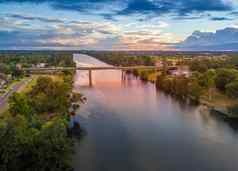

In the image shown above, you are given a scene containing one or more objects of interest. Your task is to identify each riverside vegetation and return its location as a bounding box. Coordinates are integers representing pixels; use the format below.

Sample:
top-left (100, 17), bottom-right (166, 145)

top-left (0, 72), bottom-right (82, 171)
top-left (0, 52), bottom-right (82, 171)
top-left (94, 53), bottom-right (238, 117)
top-left (149, 56), bottom-right (238, 117)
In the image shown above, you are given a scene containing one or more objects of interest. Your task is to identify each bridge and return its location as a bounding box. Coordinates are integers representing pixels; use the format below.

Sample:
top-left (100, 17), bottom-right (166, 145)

top-left (22, 66), bottom-right (171, 86)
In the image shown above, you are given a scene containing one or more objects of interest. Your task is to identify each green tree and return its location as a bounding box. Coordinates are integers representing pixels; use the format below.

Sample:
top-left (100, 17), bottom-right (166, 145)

top-left (29, 77), bottom-right (71, 114)
top-left (0, 116), bottom-right (73, 171)
top-left (215, 68), bottom-right (238, 91)
top-left (0, 63), bottom-right (10, 74)
top-left (9, 93), bottom-right (33, 119)
top-left (188, 79), bottom-right (203, 102)
top-left (226, 80), bottom-right (238, 98)
top-left (203, 69), bottom-right (216, 100)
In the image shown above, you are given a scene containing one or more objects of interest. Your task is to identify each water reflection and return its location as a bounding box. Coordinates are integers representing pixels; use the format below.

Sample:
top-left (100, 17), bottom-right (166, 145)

top-left (73, 55), bottom-right (238, 171)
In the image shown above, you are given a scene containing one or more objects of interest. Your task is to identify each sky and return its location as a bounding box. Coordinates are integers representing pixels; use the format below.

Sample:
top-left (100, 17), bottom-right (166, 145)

top-left (0, 0), bottom-right (238, 51)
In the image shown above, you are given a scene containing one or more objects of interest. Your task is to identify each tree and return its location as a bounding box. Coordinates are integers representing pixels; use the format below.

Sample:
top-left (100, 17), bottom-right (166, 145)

top-left (215, 68), bottom-right (238, 91)
top-left (188, 79), bottom-right (203, 102)
top-left (29, 76), bottom-right (71, 114)
top-left (9, 93), bottom-right (33, 119)
top-left (172, 76), bottom-right (189, 98)
top-left (0, 116), bottom-right (73, 171)
top-left (203, 69), bottom-right (216, 100)
top-left (0, 63), bottom-right (10, 74)
top-left (226, 80), bottom-right (238, 98)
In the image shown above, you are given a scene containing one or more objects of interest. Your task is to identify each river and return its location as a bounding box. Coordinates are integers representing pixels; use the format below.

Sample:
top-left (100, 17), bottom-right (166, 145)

top-left (73, 54), bottom-right (238, 171)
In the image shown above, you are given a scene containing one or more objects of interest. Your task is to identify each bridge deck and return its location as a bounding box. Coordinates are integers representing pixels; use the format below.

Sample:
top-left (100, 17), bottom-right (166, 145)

top-left (22, 66), bottom-right (163, 71)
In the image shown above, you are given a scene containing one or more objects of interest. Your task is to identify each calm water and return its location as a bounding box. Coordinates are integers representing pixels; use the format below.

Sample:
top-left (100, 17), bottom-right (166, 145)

top-left (73, 54), bottom-right (238, 171)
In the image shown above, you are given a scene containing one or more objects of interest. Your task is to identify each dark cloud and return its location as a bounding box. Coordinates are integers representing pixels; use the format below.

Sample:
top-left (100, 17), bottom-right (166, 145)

top-left (0, 30), bottom-right (46, 47)
top-left (118, 0), bottom-right (233, 16)
top-left (8, 14), bottom-right (64, 23)
top-left (210, 17), bottom-right (233, 21)
top-left (0, 0), bottom-right (235, 17)
top-left (0, 19), bottom-right (119, 49)
top-left (173, 13), bottom-right (211, 20)
top-left (230, 11), bottom-right (238, 15)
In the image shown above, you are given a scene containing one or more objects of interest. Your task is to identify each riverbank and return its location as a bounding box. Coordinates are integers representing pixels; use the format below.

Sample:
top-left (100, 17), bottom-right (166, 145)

top-left (132, 68), bottom-right (238, 118)
top-left (73, 54), bottom-right (238, 171)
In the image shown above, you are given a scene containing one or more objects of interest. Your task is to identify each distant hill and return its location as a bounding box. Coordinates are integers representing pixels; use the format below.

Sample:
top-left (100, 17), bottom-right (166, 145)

top-left (177, 27), bottom-right (238, 51)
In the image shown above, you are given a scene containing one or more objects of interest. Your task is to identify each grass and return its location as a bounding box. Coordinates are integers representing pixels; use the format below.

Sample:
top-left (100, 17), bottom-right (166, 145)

top-left (200, 89), bottom-right (238, 108)
top-left (0, 77), bottom-right (34, 115)
top-left (19, 76), bottom-right (38, 93)
top-left (0, 73), bottom-right (67, 116)
top-left (19, 74), bottom-right (64, 94)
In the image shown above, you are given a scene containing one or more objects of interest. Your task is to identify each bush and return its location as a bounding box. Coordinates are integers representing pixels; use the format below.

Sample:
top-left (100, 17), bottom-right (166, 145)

top-left (226, 80), bottom-right (238, 98)
top-left (1, 74), bottom-right (80, 171)
top-left (215, 68), bottom-right (238, 91)
top-left (0, 115), bottom-right (73, 171)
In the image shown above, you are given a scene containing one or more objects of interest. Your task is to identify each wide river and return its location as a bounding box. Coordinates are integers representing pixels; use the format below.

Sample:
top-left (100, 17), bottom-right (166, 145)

top-left (73, 54), bottom-right (238, 171)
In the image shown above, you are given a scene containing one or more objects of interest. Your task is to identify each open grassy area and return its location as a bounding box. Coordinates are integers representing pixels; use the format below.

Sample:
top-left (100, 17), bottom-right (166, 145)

top-left (200, 89), bottom-right (238, 108)
top-left (19, 74), bottom-right (64, 94)
top-left (19, 76), bottom-right (38, 93)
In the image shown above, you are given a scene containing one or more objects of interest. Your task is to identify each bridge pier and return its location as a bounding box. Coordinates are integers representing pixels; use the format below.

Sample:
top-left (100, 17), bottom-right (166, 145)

top-left (121, 70), bottom-right (127, 81)
top-left (89, 69), bottom-right (92, 87)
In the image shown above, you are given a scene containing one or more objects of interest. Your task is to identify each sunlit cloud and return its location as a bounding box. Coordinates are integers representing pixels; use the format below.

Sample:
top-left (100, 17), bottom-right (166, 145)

top-left (0, 0), bottom-right (238, 50)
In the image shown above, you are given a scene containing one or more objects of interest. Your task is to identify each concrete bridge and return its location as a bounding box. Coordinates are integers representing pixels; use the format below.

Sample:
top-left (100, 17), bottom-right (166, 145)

top-left (22, 66), bottom-right (170, 86)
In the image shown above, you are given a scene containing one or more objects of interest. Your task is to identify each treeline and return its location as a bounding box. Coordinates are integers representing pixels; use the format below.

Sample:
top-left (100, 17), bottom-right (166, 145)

top-left (131, 69), bottom-right (157, 82)
top-left (124, 54), bottom-right (238, 108)
top-left (156, 74), bottom-right (203, 103)
top-left (0, 72), bottom-right (81, 170)
top-left (0, 51), bottom-right (75, 76)
top-left (188, 56), bottom-right (238, 72)
top-left (86, 51), bottom-right (155, 66)
top-left (156, 65), bottom-right (238, 106)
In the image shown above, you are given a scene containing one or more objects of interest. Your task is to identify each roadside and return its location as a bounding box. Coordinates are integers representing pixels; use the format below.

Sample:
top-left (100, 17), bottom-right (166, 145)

top-left (0, 76), bottom-right (34, 114)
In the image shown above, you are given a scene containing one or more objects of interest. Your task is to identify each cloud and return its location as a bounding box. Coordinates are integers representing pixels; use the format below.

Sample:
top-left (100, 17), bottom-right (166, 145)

top-left (118, 0), bottom-right (234, 16)
top-left (7, 14), bottom-right (64, 23)
top-left (210, 17), bottom-right (233, 21)
top-left (0, 17), bottom-right (122, 49)
top-left (0, 15), bottom-right (177, 50)
top-left (0, 0), bottom-right (235, 18)
top-left (230, 11), bottom-right (238, 15)
top-left (0, 16), bottom-right (31, 30)
top-left (113, 29), bottom-right (180, 50)
top-left (176, 27), bottom-right (238, 51)
top-left (0, 0), bottom-right (237, 50)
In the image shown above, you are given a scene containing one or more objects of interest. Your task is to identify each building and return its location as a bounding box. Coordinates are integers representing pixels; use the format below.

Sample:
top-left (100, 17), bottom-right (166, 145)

top-left (36, 63), bottom-right (47, 68)
top-left (168, 65), bottom-right (191, 78)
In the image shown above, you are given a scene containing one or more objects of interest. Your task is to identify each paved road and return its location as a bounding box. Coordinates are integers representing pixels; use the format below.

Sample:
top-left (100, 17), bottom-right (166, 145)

top-left (0, 78), bottom-right (31, 114)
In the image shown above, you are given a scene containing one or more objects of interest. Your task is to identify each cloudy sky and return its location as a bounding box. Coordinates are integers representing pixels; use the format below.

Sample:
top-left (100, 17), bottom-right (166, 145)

top-left (0, 0), bottom-right (238, 50)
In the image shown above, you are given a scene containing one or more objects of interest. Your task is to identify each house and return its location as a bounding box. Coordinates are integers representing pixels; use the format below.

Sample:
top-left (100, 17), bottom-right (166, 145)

top-left (168, 65), bottom-right (191, 78)
top-left (16, 63), bottom-right (22, 70)
top-left (155, 61), bottom-right (163, 68)
top-left (36, 63), bottom-right (47, 68)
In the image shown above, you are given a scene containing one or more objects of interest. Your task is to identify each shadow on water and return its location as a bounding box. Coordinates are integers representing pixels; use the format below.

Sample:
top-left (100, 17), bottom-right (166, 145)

top-left (158, 89), bottom-right (238, 134)
top-left (209, 110), bottom-right (238, 132)
top-left (69, 124), bottom-right (87, 140)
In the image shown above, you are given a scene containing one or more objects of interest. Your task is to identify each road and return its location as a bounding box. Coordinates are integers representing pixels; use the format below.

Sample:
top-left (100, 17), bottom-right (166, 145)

top-left (0, 77), bottom-right (32, 114)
